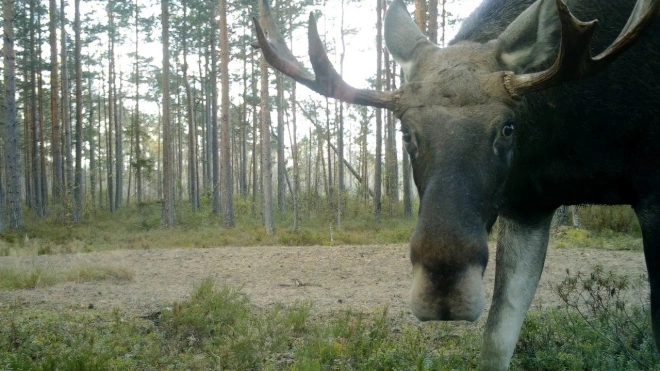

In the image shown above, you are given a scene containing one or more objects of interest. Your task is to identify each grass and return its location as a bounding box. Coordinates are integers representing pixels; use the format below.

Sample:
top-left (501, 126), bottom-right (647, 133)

top-left (1, 272), bottom-right (657, 370)
top-left (1, 201), bottom-right (645, 258)
top-left (0, 198), bottom-right (418, 257)
top-left (0, 263), bottom-right (134, 290)
top-left (552, 226), bottom-right (643, 251)
top-left (0, 278), bottom-right (481, 370)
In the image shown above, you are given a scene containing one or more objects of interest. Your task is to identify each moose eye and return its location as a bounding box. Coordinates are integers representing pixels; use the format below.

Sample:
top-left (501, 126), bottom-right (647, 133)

top-left (501, 123), bottom-right (514, 137)
top-left (402, 131), bottom-right (412, 144)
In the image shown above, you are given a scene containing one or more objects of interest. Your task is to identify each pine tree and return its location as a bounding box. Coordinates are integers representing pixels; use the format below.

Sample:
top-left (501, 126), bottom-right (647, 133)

top-left (3, 0), bottom-right (24, 229)
top-left (49, 0), bottom-right (63, 204)
top-left (374, 0), bottom-right (383, 219)
top-left (259, 0), bottom-right (274, 235)
top-left (219, 0), bottom-right (235, 227)
top-left (161, 0), bottom-right (175, 227)
top-left (73, 0), bottom-right (83, 222)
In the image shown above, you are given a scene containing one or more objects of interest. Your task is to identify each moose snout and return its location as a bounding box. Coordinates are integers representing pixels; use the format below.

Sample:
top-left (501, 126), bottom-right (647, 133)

top-left (410, 264), bottom-right (486, 322)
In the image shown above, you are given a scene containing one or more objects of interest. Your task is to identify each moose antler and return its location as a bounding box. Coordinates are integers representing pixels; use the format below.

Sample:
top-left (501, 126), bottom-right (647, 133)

top-left (252, 0), bottom-right (399, 110)
top-left (505, 0), bottom-right (659, 99)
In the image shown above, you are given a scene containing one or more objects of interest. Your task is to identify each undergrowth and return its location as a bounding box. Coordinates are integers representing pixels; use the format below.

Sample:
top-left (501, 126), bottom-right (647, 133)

top-left (0, 201), bottom-right (644, 256)
top-left (2, 270), bottom-right (657, 370)
top-left (0, 197), bottom-right (418, 257)
top-left (0, 263), bottom-right (134, 290)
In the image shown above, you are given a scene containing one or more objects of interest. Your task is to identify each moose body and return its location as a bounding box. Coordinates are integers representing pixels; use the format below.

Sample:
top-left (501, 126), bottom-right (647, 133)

top-left (448, 0), bottom-right (660, 368)
top-left (254, 0), bottom-right (660, 368)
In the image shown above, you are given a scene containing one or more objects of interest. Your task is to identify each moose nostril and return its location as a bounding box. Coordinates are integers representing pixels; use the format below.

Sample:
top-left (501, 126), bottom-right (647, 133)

top-left (410, 264), bottom-right (485, 322)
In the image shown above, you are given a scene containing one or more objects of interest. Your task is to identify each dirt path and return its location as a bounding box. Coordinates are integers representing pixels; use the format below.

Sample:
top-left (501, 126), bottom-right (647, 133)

top-left (0, 244), bottom-right (647, 321)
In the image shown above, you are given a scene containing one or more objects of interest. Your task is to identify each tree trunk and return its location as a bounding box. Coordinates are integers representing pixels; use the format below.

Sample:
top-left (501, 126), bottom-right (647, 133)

top-left (259, 0), bottom-right (274, 235)
top-left (3, 0), bottom-right (24, 229)
top-left (325, 98), bottom-right (332, 204)
top-left (62, 0), bottom-right (73, 204)
top-left (176, 75), bottom-right (182, 202)
top-left (73, 0), bottom-right (83, 222)
top-left (415, 0), bottom-right (427, 35)
top-left (402, 138), bottom-right (412, 217)
top-left (0, 144), bottom-right (4, 232)
top-left (375, 0), bottom-right (383, 219)
top-left (220, 0), bottom-right (234, 227)
top-left (251, 40), bottom-right (259, 218)
top-left (88, 76), bottom-right (96, 210)
top-left (289, 5), bottom-right (299, 231)
top-left (157, 106), bottom-right (162, 200)
top-left (240, 21), bottom-right (248, 200)
top-left (106, 4), bottom-right (115, 212)
top-left (24, 86), bottom-right (31, 211)
top-left (37, 10), bottom-right (48, 214)
top-left (49, 0), bottom-right (62, 204)
top-left (115, 71), bottom-right (124, 209)
top-left (440, 0), bottom-right (446, 46)
top-left (182, 0), bottom-right (197, 212)
top-left (211, 12), bottom-right (220, 215)
top-left (337, 0), bottom-right (347, 229)
top-left (384, 41), bottom-right (398, 208)
top-left (161, 0), bottom-right (175, 227)
top-left (571, 206), bottom-right (582, 228)
top-left (29, 0), bottom-right (44, 217)
top-left (99, 89), bottom-right (105, 208)
top-left (552, 206), bottom-right (569, 227)
top-left (277, 73), bottom-right (286, 211)
top-left (297, 103), bottom-right (373, 198)
top-left (203, 50), bottom-right (211, 198)
top-left (400, 69), bottom-right (412, 216)
top-left (428, 0), bottom-right (438, 44)
top-left (135, 0), bottom-right (143, 205)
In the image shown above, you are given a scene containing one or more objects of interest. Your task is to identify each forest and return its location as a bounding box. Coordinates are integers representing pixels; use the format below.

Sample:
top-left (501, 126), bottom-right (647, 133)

top-left (0, 0), bottom-right (657, 369)
top-left (0, 0), bottom-right (470, 233)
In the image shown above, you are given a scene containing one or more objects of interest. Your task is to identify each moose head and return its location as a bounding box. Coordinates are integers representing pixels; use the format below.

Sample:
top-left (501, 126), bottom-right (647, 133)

top-left (253, 0), bottom-right (659, 322)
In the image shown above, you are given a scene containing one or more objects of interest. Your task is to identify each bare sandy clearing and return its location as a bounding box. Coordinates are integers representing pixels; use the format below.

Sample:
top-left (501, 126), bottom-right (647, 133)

top-left (0, 244), bottom-right (647, 322)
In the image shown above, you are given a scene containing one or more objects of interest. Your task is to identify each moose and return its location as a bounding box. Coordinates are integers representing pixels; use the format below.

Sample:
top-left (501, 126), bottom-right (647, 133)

top-left (254, 0), bottom-right (660, 368)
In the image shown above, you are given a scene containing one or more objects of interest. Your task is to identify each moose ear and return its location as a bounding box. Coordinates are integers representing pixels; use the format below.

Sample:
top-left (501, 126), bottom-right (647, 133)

top-left (497, 0), bottom-right (561, 73)
top-left (385, 0), bottom-right (435, 79)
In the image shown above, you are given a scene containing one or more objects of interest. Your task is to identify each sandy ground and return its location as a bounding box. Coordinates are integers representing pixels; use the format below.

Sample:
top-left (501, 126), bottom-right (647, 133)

top-left (0, 242), bottom-right (648, 322)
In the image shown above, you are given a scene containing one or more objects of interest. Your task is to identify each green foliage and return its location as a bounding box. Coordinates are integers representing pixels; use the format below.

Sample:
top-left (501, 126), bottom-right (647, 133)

top-left (3, 274), bottom-right (659, 370)
top-left (512, 266), bottom-right (659, 370)
top-left (577, 205), bottom-right (641, 236)
top-left (0, 266), bottom-right (57, 290)
top-left (0, 263), bottom-right (133, 290)
top-left (552, 226), bottom-right (643, 251)
top-left (0, 197), bottom-right (418, 256)
top-left (0, 278), bottom-right (481, 370)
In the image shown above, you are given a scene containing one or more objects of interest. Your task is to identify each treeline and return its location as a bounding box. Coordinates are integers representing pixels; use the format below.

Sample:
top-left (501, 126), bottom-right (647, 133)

top-left (0, 0), bottom-right (459, 233)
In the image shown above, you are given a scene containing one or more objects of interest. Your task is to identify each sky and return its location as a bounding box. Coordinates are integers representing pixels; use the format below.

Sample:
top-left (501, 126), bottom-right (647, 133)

top-left (296, 0), bottom-right (483, 93)
top-left (60, 0), bottom-right (484, 161)
top-left (73, 0), bottom-right (484, 113)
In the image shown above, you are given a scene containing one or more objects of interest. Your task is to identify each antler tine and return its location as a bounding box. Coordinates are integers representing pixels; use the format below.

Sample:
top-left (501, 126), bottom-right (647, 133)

top-left (252, 0), bottom-right (315, 87)
top-left (253, 0), bottom-right (399, 110)
top-left (507, 0), bottom-right (659, 99)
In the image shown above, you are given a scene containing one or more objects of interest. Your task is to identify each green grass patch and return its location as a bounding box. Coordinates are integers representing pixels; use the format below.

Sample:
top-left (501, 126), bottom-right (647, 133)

top-left (577, 205), bottom-right (641, 236)
top-left (65, 264), bottom-right (135, 284)
top-left (552, 226), bottom-right (643, 251)
top-left (2, 274), bottom-right (657, 370)
top-left (0, 263), bottom-right (134, 290)
top-left (1, 198), bottom-right (419, 256)
top-left (0, 266), bottom-right (58, 290)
